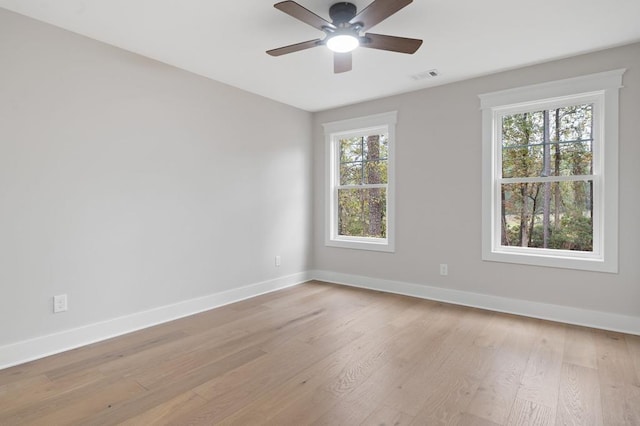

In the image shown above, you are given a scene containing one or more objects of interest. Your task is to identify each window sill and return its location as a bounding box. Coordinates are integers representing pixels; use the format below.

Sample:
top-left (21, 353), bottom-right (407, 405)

top-left (326, 237), bottom-right (395, 253)
top-left (482, 248), bottom-right (617, 273)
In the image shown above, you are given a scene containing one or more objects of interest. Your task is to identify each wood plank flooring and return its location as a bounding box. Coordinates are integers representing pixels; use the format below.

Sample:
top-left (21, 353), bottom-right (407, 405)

top-left (1, 281), bottom-right (639, 425)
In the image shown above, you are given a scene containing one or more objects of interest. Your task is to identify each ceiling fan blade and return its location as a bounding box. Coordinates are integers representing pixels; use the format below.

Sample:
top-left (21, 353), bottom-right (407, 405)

top-left (274, 1), bottom-right (335, 32)
top-left (334, 52), bottom-right (352, 73)
top-left (267, 39), bottom-right (322, 56)
top-left (360, 33), bottom-right (422, 54)
top-left (350, 0), bottom-right (412, 32)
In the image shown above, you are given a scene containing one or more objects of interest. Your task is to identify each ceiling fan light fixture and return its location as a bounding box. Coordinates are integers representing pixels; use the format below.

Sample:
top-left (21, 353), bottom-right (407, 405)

top-left (326, 34), bottom-right (359, 53)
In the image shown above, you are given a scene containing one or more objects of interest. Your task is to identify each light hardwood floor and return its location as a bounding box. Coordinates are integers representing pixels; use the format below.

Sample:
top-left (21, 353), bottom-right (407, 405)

top-left (1, 281), bottom-right (639, 425)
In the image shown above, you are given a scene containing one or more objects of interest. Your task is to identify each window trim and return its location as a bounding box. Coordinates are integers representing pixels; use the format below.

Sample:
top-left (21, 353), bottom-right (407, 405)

top-left (479, 69), bottom-right (624, 273)
top-left (323, 111), bottom-right (397, 252)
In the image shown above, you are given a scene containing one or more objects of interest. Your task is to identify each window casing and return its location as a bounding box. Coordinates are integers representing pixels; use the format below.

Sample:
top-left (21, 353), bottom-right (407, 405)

top-left (323, 112), bottom-right (396, 252)
top-left (480, 70), bottom-right (624, 272)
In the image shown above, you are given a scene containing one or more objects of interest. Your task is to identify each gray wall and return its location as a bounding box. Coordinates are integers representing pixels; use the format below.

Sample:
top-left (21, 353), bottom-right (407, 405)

top-left (0, 9), bottom-right (313, 346)
top-left (313, 43), bottom-right (640, 318)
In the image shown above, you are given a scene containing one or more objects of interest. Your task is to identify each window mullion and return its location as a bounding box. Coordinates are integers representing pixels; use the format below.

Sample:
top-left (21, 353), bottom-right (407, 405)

top-left (499, 174), bottom-right (594, 184)
top-left (337, 183), bottom-right (387, 190)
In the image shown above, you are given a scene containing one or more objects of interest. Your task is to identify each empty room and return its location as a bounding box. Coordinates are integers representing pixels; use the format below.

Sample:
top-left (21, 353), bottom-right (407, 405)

top-left (1, 0), bottom-right (639, 424)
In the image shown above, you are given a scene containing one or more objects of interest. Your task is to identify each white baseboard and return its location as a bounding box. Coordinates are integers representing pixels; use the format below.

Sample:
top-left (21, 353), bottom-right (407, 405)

top-left (311, 270), bottom-right (640, 336)
top-left (0, 272), bottom-right (310, 370)
top-left (3, 269), bottom-right (638, 370)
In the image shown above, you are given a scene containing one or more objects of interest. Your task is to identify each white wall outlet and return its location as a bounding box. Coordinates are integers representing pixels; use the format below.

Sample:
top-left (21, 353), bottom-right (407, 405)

top-left (53, 294), bottom-right (68, 313)
top-left (439, 264), bottom-right (448, 276)
top-left (275, 255), bottom-right (281, 267)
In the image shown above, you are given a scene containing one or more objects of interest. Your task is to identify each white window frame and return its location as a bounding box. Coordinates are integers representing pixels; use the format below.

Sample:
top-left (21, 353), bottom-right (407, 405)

top-left (323, 111), bottom-right (396, 252)
top-left (479, 69), bottom-right (624, 273)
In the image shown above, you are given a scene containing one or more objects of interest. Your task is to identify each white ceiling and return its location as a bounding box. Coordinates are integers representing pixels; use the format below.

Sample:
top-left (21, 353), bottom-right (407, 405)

top-left (1, 0), bottom-right (639, 111)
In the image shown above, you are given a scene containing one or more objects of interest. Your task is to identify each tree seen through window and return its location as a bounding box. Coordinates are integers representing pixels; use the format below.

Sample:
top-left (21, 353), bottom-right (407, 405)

top-left (500, 104), bottom-right (593, 251)
top-left (337, 134), bottom-right (388, 238)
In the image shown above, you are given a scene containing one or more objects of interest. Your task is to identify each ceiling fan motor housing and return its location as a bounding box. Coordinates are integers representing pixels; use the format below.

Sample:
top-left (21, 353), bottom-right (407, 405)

top-left (329, 2), bottom-right (357, 24)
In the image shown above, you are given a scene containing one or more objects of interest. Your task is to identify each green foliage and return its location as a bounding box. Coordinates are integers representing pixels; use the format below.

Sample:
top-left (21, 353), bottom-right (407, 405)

top-left (506, 213), bottom-right (592, 252)
top-left (549, 215), bottom-right (593, 251)
top-left (338, 188), bottom-right (387, 238)
top-left (337, 134), bottom-right (388, 238)
top-left (500, 104), bottom-right (594, 251)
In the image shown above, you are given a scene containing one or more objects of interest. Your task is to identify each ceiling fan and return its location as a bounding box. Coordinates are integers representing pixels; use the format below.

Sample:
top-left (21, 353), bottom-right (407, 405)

top-left (267, 0), bottom-right (423, 73)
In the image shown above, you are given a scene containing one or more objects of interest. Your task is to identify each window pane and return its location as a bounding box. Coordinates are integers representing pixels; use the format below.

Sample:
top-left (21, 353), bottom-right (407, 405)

top-left (363, 134), bottom-right (388, 160)
top-left (502, 104), bottom-right (593, 178)
top-left (338, 188), bottom-right (387, 238)
top-left (555, 140), bottom-right (592, 176)
top-left (340, 161), bottom-right (362, 185)
top-left (502, 143), bottom-right (543, 178)
top-left (501, 180), bottom-right (593, 251)
top-left (339, 134), bottom-right (388, 186)
top-left (364, 160), bottom-right (387, 184)
top-left (553, 104), bottom-right (593, 143)
top-left (340, 137), bottom-right (362, 163)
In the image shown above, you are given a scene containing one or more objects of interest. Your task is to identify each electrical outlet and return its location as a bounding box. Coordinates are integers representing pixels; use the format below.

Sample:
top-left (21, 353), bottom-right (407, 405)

top-left (53, 294), bottom-right (68, 313)
top-left (275, 255), bottom-right (281, 267)
top-left (439, 264), bottom-right (448, 276)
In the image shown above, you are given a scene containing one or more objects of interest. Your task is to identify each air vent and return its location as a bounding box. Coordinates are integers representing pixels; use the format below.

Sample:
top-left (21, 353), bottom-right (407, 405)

top-left (410, 69), bottom-right (439, 81)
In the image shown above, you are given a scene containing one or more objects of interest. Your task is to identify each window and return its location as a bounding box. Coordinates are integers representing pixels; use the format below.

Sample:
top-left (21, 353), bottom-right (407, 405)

top-left (480, 70), bottom-right (624, 272)
top-left (323, 111), bottom-right (396, 252)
